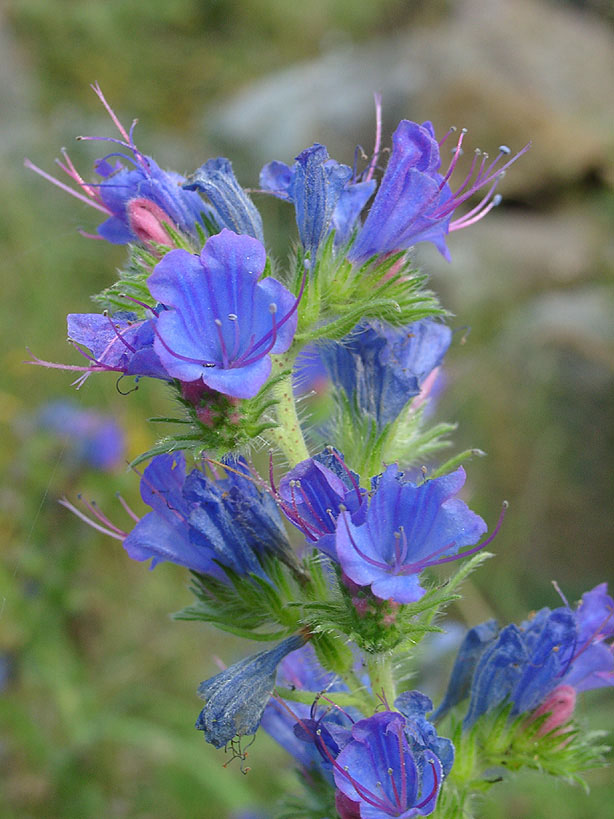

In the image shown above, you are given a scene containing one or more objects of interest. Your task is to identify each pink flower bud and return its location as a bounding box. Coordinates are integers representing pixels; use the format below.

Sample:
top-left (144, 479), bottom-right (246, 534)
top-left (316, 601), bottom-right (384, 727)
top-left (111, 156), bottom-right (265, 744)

top-left (527, 684), bottom-right (576, 738)
top-left (127, 198), bottom-right (174, 247)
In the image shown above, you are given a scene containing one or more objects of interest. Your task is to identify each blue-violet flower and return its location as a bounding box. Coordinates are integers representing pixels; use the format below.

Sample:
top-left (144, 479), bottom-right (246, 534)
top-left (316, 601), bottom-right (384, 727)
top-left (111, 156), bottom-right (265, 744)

top-left (148, 229), bottom-right (299, 398)
top-left (336, 466), bottom-right (487, 604)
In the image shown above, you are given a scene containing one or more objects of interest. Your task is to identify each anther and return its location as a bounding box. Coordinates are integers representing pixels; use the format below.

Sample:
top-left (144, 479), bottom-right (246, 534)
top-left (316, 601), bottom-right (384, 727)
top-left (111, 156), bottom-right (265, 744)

top-left (228, 313), bottom-right (237, 321)
top-left (499, 145), bottom-right (511, 154)
top-left (269, 303), bottom-right (277, 314)
top-left (214, 318), bottom-right (222, 326)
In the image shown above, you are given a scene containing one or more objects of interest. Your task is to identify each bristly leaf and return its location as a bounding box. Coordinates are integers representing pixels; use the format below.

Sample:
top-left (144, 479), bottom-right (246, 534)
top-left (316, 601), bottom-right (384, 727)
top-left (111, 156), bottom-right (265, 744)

top-left (296, 244), bottom-right (445, 344)
top-left (130, 369), bottom-right (292, 467)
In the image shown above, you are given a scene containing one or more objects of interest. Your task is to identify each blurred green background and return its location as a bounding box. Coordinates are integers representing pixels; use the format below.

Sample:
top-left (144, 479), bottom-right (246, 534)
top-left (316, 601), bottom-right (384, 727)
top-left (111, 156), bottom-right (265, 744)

top-left (1, 0), bottom-right (612, 816)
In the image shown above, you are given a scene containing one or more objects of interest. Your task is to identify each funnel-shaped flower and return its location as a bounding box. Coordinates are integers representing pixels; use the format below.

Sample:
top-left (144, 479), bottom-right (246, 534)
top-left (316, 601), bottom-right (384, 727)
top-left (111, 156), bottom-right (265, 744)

top-left (277, 448), bottom-right (365, 557)
top-left (319, 319), bottom-right (452, 429)
top-left (148, 229), bottom-right (298, 398)
top-left (185, 157), bottom-right (264, 242)
top-left (196, 634), bottom-right (306, 748)
top-left (122, 453), bottom-right (223, 577)
top-left (434, 584), bottom-right (614, 727)
top-left (349, 119), bottom-right (528, 262)
top-left (336, 466), bottom-right (487, 604)
top-left (25, 84), bottom-right (208, 245)
top-left (260, 147), bottom-right (375, 259)
top-left (333, 698), bottom-right (451, 818)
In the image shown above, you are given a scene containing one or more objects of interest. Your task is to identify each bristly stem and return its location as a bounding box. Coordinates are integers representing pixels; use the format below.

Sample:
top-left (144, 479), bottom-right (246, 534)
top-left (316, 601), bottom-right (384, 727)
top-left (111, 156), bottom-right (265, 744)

top-left (269, 351), bottom-right (310, 467)
top-left (366, 653), bottom-right (397, 710)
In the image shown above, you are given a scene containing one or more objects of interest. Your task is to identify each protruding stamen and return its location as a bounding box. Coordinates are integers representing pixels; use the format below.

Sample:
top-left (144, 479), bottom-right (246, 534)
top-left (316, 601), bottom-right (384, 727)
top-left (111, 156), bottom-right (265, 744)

top-left (365, 92), bottom-right (383, 183)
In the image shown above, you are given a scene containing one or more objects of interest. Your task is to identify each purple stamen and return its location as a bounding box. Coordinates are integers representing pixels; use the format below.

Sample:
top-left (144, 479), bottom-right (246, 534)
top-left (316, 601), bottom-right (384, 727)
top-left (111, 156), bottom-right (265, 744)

top-left (414, 760), bottom-right (439, 810)
top-left (327, 446), bottom-right (364, 508)
top-left (437, 125), bottom-right (457, 147)
top-left (342, 510), bottom-right (392, 572)
top-left (152, 326), bottom-right (217, 368)
top-left (421, 500), bottom-right (508, 569)
top-left (237, 304), bottom-right (279, 368)
top-left (104, 311), bottom-right (137, 353)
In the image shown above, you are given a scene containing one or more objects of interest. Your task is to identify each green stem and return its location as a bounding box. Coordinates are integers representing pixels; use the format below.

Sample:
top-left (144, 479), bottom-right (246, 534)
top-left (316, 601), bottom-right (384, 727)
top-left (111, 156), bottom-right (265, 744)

top-left (269, 351), bottom-right (309, 467)
top-left (275, 686), bottom-right (365, 711)
top-left (366, 653), bottom-right (397, 709)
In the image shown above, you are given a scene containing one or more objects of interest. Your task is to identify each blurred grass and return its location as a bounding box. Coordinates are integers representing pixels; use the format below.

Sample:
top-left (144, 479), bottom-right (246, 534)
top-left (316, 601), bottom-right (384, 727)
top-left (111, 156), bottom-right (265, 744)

top-left (1, 0), bottom-right (612, 816)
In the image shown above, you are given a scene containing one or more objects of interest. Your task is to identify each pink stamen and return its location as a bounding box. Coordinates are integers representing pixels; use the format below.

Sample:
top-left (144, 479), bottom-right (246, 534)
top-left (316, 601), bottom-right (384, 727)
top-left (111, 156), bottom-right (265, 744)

top-left (438, 128), bottom-right (467, 190)
top-left (364, 92), bottom-right (382, 184)
top-left (24, 159), bottom-right (111, 215)
top-left (90, 81), bottom-right (131, 143)
top-left (59, 498), bottom-right (126, 540)
top-left (116, 493), bottom-right (141, 523)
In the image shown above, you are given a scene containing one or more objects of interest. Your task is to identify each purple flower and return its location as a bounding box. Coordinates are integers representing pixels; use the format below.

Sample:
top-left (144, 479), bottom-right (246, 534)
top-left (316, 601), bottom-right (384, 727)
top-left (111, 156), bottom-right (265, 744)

top-left (333, 696), bottom-right (452, 818)
top-left (25, 84), bottom-right (208, 245)
top-left (277, 448), bottom-right (365, 558)
top-left (66, 452), bottom-right (294, 580)
top-left (28, 309), bottom-right (170, 388)
top-left (196, 634), bottom-right (306, 748)
top-left (336, 466), bottom-right (487, 604)
top-left (260, 147), bottom-right (375, 259)
top-left (562, 584), bottom-right (614, 692)
top-left (147, 229), bottom-right (299, 398)
top-left (123, 452), bottom-right (224, 576)
top-left (434, 584), bottom-right (614, 728)
top-left (38, 400), bottom-right (124, 471)
top-left (348, 120), bottom-right (528, 262)
top-left (318, 319), bottom-right (452, 429)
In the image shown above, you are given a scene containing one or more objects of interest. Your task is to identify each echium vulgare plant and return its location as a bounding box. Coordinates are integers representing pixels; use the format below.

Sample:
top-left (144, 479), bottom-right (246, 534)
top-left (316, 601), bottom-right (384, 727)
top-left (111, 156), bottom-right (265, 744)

top-left (27, 84), bottom-right (612, 818)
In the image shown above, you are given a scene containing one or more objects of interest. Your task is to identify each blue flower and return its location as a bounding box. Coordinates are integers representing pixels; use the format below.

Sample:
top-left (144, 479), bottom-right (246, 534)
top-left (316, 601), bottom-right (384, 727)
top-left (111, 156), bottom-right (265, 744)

top-left (277, 448), bottom-right (365, 557)
top-left (196, 634), bottom-right (306, 748)
top-left (565, 583), bottom-right (614, 692)
top-left (94, 156), bottom-right (208, 245)
top-left (260, 147), bottom-right (375, 260)
top-left (434, 584), bottom-right (614, 728)
top-left (25, 84), bottom-right (208, 246)
top-left (333, 696), bottom-right (452, 818)
top-left (122, 453), bottom-right (294, 579)
top-left (148, 229), bottom-right (298, 398)
top-left (123, 453), bottom-right (224, 577)
top-left (318, 319), bottom-right (452, 429)
top-left (348, 120), bottom-right (528, 262)
top-left (65, 310), bottom-right (170, 385)
top-left (184, 157), bottom-right (264, 242)
top-left (336, 466), bottom-right (487, 604)
top-left (184, 457), bottom-right (296, 578)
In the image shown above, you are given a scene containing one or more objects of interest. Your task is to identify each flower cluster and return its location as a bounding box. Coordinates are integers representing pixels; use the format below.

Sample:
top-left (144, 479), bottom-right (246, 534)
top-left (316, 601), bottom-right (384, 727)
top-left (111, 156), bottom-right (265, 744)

top-left (29, 86), bottom-right (611, 819)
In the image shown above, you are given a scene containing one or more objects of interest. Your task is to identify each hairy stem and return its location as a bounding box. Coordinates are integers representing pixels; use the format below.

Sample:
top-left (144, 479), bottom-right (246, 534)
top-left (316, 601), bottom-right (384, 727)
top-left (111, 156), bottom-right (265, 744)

top-left (366, 653), bottom-right (397, 709)
top-left (269, 351), bottom-right (309, 466)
